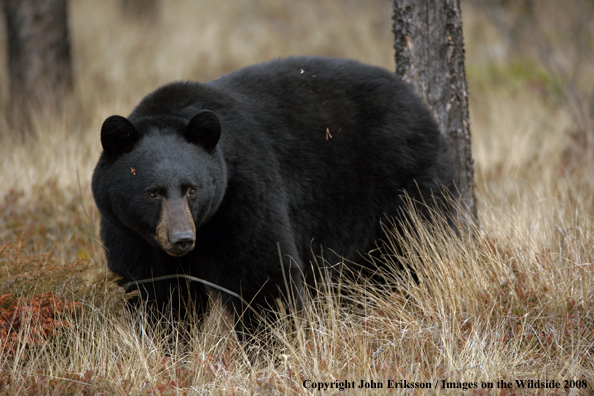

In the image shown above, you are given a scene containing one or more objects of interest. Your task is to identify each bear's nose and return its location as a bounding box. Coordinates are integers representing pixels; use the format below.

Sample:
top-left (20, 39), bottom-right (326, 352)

top-left (170, 231), bottom-right (196, 252)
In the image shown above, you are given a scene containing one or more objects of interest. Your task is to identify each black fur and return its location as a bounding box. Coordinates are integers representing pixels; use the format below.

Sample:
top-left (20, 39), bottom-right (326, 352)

top-left (92, 56), bottom-right (456, 333)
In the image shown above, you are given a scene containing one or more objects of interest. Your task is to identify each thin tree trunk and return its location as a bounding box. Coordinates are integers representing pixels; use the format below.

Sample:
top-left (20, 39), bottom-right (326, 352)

top-left (120, 0), bottom-right (159, 22)
top-left (2, 0), bottom-right (73, 136)
top-left (393, 0), bottom-right (477, 221)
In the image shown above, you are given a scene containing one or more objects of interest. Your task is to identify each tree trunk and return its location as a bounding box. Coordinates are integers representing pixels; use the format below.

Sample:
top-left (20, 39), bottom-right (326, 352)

top-left (120, 0), bottom-right (159, 22)
top-left (2, 0), bottom-right (73, 136)
top-left (392, 0), bottom-right (477, 221)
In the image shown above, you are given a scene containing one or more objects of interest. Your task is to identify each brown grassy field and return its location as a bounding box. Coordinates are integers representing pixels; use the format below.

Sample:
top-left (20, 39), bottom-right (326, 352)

top-left (1, 0), bottom-right (594, 394)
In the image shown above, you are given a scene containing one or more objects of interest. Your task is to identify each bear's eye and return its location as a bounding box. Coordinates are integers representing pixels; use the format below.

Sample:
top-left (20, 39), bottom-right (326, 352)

top-left (149, 192), bottom-right (159, 199)
top-left (188, 188), bottom-right (197, 197)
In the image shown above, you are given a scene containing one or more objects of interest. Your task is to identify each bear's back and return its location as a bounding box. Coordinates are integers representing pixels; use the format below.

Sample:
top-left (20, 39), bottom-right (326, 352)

top-left (208, 57), bottom-right (452, 265)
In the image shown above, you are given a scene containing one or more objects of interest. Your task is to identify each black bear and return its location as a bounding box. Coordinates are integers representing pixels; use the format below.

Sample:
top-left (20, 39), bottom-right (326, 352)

top-left (92, 56), bottom-right (456, 332)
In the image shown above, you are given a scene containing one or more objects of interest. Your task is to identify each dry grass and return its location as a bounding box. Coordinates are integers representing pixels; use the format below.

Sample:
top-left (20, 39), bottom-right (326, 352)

top-left (1, 0), bottom-right (594, 394)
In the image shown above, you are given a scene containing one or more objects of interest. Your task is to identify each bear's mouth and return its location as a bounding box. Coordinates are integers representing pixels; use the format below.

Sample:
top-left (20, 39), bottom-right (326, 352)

top-left (163, 243), bottom-right (195, 257)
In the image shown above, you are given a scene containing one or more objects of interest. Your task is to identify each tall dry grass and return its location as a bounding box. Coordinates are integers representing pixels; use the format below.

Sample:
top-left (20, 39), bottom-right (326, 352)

top-left (1, 0), bottom-right (594, 394)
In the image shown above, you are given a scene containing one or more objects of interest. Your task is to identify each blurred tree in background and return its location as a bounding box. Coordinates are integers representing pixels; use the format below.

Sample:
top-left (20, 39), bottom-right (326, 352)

top-left (393, 0), bottom-right (477, 221)
top-left (120, 0), bottom-right (159, 22)
top-left (1, 0), bottom-right (73, 138)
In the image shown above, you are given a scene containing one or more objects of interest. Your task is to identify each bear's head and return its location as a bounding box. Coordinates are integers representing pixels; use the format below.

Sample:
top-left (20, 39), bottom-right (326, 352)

top-left (92, 111), bottom-right (227, 257)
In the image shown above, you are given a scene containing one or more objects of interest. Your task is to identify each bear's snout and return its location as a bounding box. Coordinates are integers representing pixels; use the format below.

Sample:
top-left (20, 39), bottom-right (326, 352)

top-left (155, 197), bottom-right (197, 257)
top-left (170, 231), bottom-right (196, 253)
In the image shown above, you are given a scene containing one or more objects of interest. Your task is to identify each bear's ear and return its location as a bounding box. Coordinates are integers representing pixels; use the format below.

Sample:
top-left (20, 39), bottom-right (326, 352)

top-left (185, 111), bottom-right (221, 150)
top-left (100, 115), bottom-right (139, 156)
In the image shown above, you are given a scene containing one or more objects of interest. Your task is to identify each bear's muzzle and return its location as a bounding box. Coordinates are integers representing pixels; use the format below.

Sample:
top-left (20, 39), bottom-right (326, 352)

top-left (156, 197), bottom-right (196, 257)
